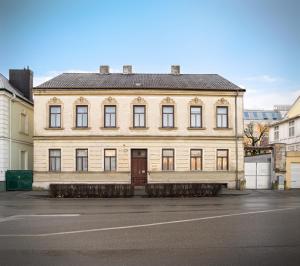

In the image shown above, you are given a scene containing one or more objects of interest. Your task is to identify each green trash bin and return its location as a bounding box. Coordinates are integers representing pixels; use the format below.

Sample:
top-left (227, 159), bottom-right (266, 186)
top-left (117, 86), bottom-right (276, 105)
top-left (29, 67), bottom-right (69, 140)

top-left (5, 170), bottom-right (33, 191)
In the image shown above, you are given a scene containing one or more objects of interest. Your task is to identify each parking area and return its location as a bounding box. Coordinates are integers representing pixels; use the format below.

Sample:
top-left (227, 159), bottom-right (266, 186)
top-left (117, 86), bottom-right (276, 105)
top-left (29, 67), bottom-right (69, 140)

top-left (0, 190), bottom-right (300, 265)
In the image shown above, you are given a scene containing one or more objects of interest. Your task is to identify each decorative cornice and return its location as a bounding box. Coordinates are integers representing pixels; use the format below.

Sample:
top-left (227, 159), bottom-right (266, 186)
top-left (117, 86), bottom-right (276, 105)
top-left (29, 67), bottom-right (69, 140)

top-left (48, 96), bottom-right (63, 105)
top-left (161, 96), bottom-right (175, 104)
top-left (74, 96), bottom-right (89, 105)
top-left (103, 96), bottom-right (117, 105)
top-left (216, 97), bottom-right (229, 105)
top-left (131, 96), bottom-right (147, 105)
top-left (189, 97), bottom-right (203, 105)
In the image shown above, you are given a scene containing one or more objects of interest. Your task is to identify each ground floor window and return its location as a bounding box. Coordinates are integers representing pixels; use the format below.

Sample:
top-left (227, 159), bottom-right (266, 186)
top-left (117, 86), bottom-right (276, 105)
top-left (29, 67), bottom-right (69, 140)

top-left (104, 149), bottom-right (117, 171)
top-left (217, 149), bottom-right (228, 170)
top-left (49, 149), bottom-right (61, 172)
top-left (190, 149), bottom-right (202, 171)
top-left (76, 149), bottom-right (88, 171)
top-left (162, 149), bottom-right (174, 171)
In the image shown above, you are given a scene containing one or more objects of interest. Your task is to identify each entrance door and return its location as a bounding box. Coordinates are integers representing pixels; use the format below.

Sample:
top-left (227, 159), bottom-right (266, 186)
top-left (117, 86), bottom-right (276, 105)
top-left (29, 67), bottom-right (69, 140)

top-left (291, 163), bottom-right (300, 188)
top-left (131, 149), bottom-right (147, 186)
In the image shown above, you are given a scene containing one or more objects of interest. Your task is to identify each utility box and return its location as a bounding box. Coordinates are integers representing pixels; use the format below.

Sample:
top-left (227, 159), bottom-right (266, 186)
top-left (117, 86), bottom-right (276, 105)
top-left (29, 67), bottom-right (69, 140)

top-left (5, 170), bottom-right (33, 191)
top-left (277, 175), bottom-right (285, 190)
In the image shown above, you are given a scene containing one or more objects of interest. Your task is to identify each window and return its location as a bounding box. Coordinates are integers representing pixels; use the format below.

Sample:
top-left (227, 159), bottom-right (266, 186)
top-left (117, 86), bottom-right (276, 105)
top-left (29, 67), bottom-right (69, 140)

top-left (49, 106), bottom-right (61, 128)
top-left (49, 149), bottom-right (61, 172)
top-left (190, 149), bottom-right (202, 171)
top-left (76, 105), bottom-right (88, 128)
top-left (76, 149), bottom-right (88, 171)
top-left (217, 149), bottom-right (228, 170)
top-left (216, 107), bottom-right (228, 128)
top-left (133, 105), bottom-right (146, 128)
top-left (104, 105), bottom-right (116, 128)
top-left (104, 149), bottom-right (116, 171)
top-left (162, 106), bottom-right (174, 128)
top-left (162, 149), bottom-right (174, 171)
top-left (20, 151), bottom-right (28, 170)
top-left (20, 113), bottom-right (28, 134)
top-left (289, 121), bottom-right (295, 137)
top-left (274, 126), bottom-right (279, 141)
top-left (190, 106), bottom-right (202, 128)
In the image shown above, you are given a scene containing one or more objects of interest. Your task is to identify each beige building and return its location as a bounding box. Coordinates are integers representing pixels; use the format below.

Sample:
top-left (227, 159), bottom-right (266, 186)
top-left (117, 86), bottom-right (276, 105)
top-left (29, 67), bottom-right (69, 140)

top-left (0, 69), bottom-right (34, 191)
top-left (33, 65), bottom-right (245, 190)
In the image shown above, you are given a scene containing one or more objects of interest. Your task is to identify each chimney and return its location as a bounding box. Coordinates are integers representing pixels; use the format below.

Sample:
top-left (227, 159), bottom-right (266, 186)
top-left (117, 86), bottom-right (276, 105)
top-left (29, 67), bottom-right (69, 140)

top-left (99, 65), bottom-right (109, 74)
top-left (171, 65), bottom-right (180, 75)
top-left (123, 65), bottom-right (132, 74)
top-left (9, 68), bottom-right (33, 101)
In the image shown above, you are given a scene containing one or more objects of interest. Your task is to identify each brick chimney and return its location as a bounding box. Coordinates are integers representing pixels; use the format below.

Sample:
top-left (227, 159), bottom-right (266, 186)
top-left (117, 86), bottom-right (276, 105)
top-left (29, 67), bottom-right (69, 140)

top-left (99, 65), bottom-right (110, 74)
top-left (171, 65), bottom-right (180, 75)
top-left (123, 65), bottom-right (132, 74)
top-left (9, 67), bottom-right (33, 101)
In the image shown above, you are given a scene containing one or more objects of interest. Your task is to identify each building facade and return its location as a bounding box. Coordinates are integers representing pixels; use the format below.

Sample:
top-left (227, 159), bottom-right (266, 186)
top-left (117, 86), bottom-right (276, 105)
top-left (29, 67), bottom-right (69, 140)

top-left (0, 69), bottom-right (34, 191)
top-left (269, 97), bottom-right (300, 188)
top-left (33, 65), bottom-right (245, 190)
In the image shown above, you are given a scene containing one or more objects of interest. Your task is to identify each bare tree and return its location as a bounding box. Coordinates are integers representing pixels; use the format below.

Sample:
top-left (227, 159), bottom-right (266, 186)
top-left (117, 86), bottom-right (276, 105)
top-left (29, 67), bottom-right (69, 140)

top-left (244, 122), bottom-right (268, 155)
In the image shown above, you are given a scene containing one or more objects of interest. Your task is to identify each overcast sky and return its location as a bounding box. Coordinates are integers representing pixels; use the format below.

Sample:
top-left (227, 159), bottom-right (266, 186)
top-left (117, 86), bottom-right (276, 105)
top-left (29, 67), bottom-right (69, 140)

top-left (1, 0), bottom-right (299, 109)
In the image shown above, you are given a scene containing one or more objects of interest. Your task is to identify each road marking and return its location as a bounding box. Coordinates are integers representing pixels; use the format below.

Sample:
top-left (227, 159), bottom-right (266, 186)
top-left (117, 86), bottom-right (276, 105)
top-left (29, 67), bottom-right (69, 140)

top-left (0, 214), bottom-right (80, 223)
top-left (0, 207), bottom-right (297, 237)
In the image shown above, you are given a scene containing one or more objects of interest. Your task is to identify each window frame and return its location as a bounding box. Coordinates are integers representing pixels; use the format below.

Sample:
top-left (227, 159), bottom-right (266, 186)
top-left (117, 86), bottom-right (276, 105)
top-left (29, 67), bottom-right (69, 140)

top-left (76, 149), bottom-right (88, 172)
top-left (104, 105), bottom-right (117, 128)
top-left (216, 106), bottom-right (229, 128)
top-left (289, 121), bottom-right (295, 137)
top-left (162, 105), bottom-right (174, 128)
top-left (76, 105), bottom-right (88, 128)
top-left (190, 149), bottom-right (203, 171)
top-left (190, 106), bottom-right (202, 128)
top-left (162, 149), bottom-right (175, 171)
top-left (49, 105), bottom-right (61, 128)
top-left (49, 149), bottom-right (61, 172)
top-left (133, 105), bottom-right (146, 128)
top-left (274, 126), bottom-right (279, 141)
top-left (216, 149), bottom-right (229, 171)
top-left (104, 149), bottom-right (117, 172)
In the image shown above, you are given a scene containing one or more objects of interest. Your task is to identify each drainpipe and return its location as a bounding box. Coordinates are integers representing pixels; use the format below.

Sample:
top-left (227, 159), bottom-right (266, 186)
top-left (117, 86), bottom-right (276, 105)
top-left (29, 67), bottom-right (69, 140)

top-left (9, 93), bottom-right (16, 169)
top-left (235, 91), bottom-right (239, 189)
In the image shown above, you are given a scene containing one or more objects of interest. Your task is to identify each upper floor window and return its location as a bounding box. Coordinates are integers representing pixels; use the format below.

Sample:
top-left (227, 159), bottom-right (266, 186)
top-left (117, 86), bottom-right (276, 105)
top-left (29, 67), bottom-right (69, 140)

top-left (76, 105), bottom-right (88, 128)
top-left (104, 149), bottom-right (117, 171)
top-left (289, 121), bottom-right (295, 137)
top-left (49, 106), bottom-right (61, 128)
top-left (20, 112), bottom-right (29, 134)
top-left (104, 105), bottom-right (116, 128)
top-left (162, 149), bottom-right (174, 171)
top-left (217, 149), bottom-right (228, 170)
top-left (190, 149), bottom-right (202, 171)
top-left (190, 106), bottom-right (202, 128)
top-left (274, 126), bottom-right (279, 141)
top-left (49, 149), bottom-right (61, 172)
top-left (216, 107), bottom-right (228, 128)
top-left (162, 106), bottom-right (174, 128)
top-left (76, 149), bottom-right (88, 171)
top-left (133, 105), bottom-right (146, 128)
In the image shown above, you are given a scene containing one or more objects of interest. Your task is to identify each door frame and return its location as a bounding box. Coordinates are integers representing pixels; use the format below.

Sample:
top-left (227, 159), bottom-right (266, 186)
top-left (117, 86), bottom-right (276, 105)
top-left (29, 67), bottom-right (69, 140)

top-left (130, 149), bottom-right (148, 185)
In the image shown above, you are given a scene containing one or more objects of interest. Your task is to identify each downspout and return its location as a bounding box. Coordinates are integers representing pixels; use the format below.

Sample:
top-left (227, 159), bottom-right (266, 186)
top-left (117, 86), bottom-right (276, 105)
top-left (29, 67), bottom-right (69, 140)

top-left (235, 91), bottom-right (239, 189)
top-left (9, 93), bottom-right (16, 169)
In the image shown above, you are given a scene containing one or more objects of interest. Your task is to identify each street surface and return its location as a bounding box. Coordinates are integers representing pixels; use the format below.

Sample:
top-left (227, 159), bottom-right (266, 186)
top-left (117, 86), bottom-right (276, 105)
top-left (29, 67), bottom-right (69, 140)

top-left (0, 190), bottom-right (300, 266)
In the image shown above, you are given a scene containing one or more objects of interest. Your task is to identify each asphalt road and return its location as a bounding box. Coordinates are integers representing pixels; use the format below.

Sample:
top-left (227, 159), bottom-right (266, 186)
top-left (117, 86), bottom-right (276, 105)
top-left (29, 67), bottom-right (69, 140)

top-left (0, 190), bottom-right (300, 266)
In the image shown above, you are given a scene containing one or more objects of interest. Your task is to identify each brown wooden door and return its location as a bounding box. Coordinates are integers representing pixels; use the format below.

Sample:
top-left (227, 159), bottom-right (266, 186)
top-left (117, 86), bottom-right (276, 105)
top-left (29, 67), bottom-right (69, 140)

top-left (131, 149), bottom-right (147, 186)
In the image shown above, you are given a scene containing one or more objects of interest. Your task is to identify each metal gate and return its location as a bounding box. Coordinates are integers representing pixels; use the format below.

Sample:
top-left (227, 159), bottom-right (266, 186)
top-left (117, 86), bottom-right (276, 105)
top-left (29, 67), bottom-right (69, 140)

top-left (245, 162), bottom-right (271, 189)
top-left (291, 163), bottom-right (300, 188)
top-left (5, 170), bottom-right (33, 191)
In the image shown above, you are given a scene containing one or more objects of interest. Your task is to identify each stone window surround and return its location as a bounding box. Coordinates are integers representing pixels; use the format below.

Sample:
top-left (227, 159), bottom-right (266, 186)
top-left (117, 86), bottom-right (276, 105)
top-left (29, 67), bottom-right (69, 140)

top-left (159, 97), bottom-right (177, 130)
top-left (45, 97), bottom-right (64, 130)
top-left (19, 109), bottom-right (29, 135)
top-left (73, 97), bottom-right (90, 129)
top-left (100, 96), bottom-right (120, 130)
top-left (130, 96), bottom-right (149, 130)
top-left (187, 97), bottom-right (206, 130)
top-left (214, 98), bottom-right (232, 130)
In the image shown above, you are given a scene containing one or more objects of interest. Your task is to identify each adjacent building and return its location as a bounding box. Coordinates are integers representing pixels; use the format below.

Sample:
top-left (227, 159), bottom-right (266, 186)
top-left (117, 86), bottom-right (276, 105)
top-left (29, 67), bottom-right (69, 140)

top-left (269, 96), bottom-right (300, 188)
top-left (0, 69), bottom-right (34, 191)
top-left (33, 65), bottom-right (245, 190)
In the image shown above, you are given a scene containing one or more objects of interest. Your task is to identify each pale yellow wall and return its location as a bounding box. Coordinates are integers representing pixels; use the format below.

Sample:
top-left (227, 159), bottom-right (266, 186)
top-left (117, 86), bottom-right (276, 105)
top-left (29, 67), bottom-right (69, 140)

top-left (286, 97), bottom-right (300, 118)
top-left (286, 151), bottom-right (300, 189)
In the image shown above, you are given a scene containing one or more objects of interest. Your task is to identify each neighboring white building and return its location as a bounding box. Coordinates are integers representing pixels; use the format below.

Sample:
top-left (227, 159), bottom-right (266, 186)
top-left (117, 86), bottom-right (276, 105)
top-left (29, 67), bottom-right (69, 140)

top-left (0, 69), bottom-right (34, 191)
top-left (269, 97), bottom-right (300, 151)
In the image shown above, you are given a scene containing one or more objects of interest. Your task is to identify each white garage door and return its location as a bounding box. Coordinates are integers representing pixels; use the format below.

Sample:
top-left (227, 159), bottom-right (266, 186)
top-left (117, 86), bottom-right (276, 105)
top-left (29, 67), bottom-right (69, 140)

top-left (291, 163), bottom-right (300, 188)
top-left (245, 162), bottom-right (271, 189)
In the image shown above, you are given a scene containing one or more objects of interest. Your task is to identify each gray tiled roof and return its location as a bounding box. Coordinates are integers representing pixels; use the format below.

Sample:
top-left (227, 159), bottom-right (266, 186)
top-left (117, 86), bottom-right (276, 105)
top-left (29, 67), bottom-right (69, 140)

top-left (35, 73), bottom-right (244, 91)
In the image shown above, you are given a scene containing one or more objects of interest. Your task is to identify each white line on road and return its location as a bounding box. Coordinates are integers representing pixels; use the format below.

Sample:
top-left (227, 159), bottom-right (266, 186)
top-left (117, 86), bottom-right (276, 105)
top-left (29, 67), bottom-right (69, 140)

top-left (0, 214), bottom-right (80, 223)
top-left (0, 207), bottom-right (297, 237)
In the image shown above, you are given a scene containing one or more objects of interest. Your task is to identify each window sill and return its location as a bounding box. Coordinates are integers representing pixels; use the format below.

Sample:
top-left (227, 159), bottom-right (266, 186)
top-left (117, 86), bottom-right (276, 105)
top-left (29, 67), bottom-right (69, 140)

top-left (72, 127), bottom-right (91, 130)
top-left (214, 127), bottom-right (232, 130)
top-left (44, 127), bottom-right (64, 130)
top-left (100, 127), bottom-right (120, 130)
top-left (129, 127), bottom-right (149, 130)
top-left (19, 131), bottom-right (29, 135)
top-left (187, 127), bottom-right (206, 130)
top-left (159, 127), bottom-right (178, 130)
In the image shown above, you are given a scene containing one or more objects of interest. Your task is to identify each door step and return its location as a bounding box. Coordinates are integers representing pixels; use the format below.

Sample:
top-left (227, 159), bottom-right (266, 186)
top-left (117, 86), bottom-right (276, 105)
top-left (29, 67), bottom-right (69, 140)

top-left (134, 186), bottom-right (147, 197)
